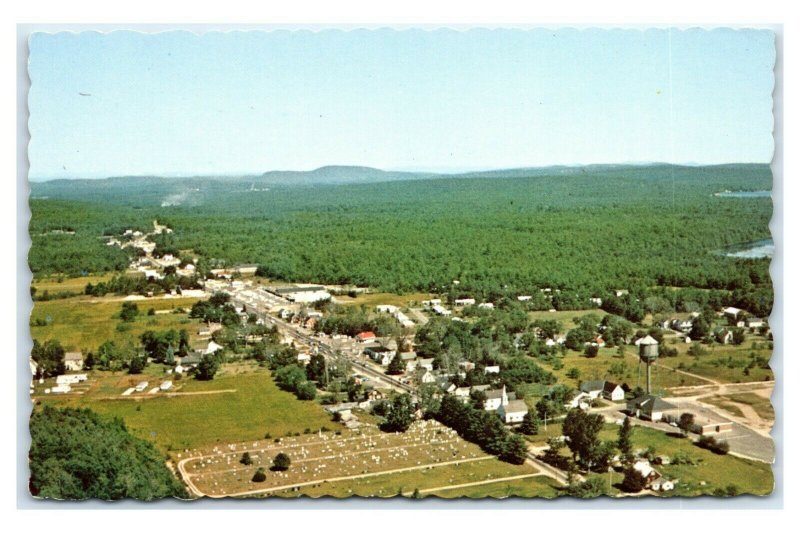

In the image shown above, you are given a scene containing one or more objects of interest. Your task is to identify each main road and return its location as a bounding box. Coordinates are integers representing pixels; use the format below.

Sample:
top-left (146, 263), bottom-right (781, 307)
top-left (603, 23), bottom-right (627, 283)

top-left (228, 290), bottom-right (415, 394)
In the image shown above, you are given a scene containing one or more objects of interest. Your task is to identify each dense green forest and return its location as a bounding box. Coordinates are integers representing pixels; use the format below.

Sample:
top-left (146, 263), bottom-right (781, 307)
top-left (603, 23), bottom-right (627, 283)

top-left (29, 406), bottom-right (187, 500)
top-left (29, 164), bottom-right (773, 314)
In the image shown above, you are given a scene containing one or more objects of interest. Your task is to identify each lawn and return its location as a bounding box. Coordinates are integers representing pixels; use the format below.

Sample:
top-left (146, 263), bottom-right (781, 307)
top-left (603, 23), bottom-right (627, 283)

top-left (30, 295), bottom-right (205, 351)
top-left (429, 475), bottom-right (562, 499)
top-left (702, 392), bottom-right (774, 423)
top-left (701, 397), bottom-right (746, 418)
top-left (626, 425), bottom-right (772, 496)
top-left (528, 422), bottom-right (771, 497)
top-left (334, 292), bottom-right (435, 308)
top-left (651, 332), bottom-right (773, 384)
top-left (31, 273), bottom-right (117, 295)
top-left (537, 348), bottom-right (708, 398)
top-left (33, 365), bottom-right (333, 452)
top-left (725, 392), bottom-right (774, 422)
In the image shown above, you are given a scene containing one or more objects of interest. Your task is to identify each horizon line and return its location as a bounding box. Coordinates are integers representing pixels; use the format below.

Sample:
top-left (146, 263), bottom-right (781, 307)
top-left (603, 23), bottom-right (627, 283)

top-left (28, 160), bottom-right (772, 183)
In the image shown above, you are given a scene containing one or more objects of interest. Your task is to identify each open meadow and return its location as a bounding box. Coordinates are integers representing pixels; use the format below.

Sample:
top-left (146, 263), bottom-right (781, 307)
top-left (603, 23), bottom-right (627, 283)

top-left (33, 364), bottom-right (334, 452)
top-left (30, 295), bottom-right (204, 351)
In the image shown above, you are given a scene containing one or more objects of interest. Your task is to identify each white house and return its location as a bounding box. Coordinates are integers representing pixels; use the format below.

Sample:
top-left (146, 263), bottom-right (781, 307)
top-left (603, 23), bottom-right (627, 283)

top-left (453, 386), bottom-right (472, 399)
top-left (484, 386), bottom-right (508, 411)
top-left (626, 395), bottom-right (677, 422)
top-left (160, 380), bottom-right (173, 391)
top-left (376, 304), bottom-right (399, 314)
top-left (297, 353), bottom-right (312, 365)
top-left (723, 306), bottom-right (742, 319)
top-left (56, 374), bottom-right (86, 385)
top-left (205, 341), bottom-right (223, 354)
top-left (417, 358), bottom-right (435, 372)
top-left (64, 351), bottom-right (84, 372)
top-left (602, 381), bottom-right (625, 402)
top-left (394, 311), bottom-right (415, 328)
top-left (478, 302), bottom-right (494, 310)
top-left (454, 298), bottom-right (476, 306)
top-left (432, 305), bottom-right (452, 316)
top-left (517, 295), bottom-right (532, 302)
top-left (566, 391), bottom-right (592, 410)
top-left (420, 370), bottom-right (437, 384)
top-left (484, 365), bottom-right (500, 374)
top-left (579, 380), bottom-right (606, 399)
top-left (499, 399), bottom-right (528, 424)
top-left (400, 352), bottom-right (417, 372)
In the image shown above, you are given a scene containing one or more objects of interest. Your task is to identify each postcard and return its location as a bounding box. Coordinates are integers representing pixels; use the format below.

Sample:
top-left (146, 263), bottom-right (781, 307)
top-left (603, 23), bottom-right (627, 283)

top-left (27, 27), bottom-right (774, 500)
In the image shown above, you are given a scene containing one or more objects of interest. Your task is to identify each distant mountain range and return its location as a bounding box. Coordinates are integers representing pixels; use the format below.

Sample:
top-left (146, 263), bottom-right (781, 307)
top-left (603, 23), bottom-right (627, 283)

top-left (30, 163), bottom-right (768, 205)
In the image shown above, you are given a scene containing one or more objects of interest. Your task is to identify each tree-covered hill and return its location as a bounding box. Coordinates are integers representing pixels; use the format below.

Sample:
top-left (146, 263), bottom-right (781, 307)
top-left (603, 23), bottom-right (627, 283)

top-left (29, 406), bottom-right (188, 500)
top-left (28, 163), bottom-right (773, 315)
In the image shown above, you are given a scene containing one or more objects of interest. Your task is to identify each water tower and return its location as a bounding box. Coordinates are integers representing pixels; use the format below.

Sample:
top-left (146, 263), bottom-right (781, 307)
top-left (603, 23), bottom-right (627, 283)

top-left (638, 335), bottom-right (659, 394)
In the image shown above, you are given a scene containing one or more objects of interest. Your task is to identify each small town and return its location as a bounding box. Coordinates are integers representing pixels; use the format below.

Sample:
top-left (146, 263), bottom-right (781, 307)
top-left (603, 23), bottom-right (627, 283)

top-left (28, 220), bottom-right (774, 499)
top-left (23, 23), bottom-right (778, 513)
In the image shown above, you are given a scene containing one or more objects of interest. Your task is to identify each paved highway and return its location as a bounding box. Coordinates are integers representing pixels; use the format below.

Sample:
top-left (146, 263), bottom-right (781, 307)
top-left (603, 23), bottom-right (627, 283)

top-left (228, 290), bottom-right (415, 394)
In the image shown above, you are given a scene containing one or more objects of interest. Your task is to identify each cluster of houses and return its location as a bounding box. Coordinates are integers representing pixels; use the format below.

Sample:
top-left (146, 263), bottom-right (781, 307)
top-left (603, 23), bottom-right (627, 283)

top-left (375, 305), bottom-right (415, 328)
top-left (663, 307), bottom-right (768, 341)
top-left (632, 459), bottom-right (676, 492)
top-left (444, 384), bottom-right (529, 424)
top-left (566, 380), bottom-right (627, 410)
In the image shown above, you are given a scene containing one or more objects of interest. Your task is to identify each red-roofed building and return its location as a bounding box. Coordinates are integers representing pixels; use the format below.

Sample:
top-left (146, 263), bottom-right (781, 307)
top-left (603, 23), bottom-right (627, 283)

top-left (356, 331), bottom-right (376, 343)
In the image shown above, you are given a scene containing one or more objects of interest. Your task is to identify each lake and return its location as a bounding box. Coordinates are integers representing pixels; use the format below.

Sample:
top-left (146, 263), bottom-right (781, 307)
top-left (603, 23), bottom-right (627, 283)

top-left (721, 238), bottom-right (774, 259)
top-left (714, 190), bottom-right (771, 198)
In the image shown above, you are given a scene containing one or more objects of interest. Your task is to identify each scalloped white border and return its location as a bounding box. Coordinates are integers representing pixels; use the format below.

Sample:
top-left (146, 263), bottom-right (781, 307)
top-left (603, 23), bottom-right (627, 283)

top-left (15, 23), bottom-right (783, 511)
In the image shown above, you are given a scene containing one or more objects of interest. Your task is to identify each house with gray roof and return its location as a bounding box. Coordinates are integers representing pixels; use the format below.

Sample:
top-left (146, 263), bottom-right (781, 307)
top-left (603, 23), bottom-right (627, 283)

top-left (626, 395), bottom-right (677, 422)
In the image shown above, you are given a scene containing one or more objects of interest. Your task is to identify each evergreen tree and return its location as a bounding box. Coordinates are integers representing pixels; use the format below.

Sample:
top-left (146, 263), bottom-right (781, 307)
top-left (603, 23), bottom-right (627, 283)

top-left (518, 410), bottom-right (539, 435)
top-left (617, 416), bottom-right (634, 462)
top-left (386, 353), bottom-right (405, 375)
top-left (272, 453), bottom-right (291, 471)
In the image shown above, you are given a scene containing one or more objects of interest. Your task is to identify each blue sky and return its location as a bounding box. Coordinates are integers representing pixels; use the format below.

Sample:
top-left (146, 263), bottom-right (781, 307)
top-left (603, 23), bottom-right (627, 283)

top-left (28, 28), bottom-right (775, 180)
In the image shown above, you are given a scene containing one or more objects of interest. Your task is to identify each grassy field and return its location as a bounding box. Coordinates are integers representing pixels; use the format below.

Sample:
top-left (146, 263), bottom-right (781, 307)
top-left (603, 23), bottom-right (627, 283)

top-left (429, 475), bottom-right (562, 499)
top-left (564, 423), bottom-right (772, 497)
top-left (30, 295), bottom-right (204, 351)
top-left (33, 365), bottom-right (333, 452)
top-left (539, 348), bottom-right (709, 397)
top-left (638, 428), bottom-right (773, 497)
top-left (31, 273), bottom-right (117, 294)
top-left (525, 421), bottom-right (772, 497)
top-left (334, 292), bottom-right (435, 308)
top-left (653, 337), bottom-right (774, 384)
top-left (523, 308), bottom-right (772, 387)
top-left (702, 392), bottom-right (774, 423)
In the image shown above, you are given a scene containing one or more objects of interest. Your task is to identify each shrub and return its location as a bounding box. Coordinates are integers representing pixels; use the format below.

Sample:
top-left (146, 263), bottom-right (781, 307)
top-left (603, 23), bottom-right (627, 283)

top-left (252, 467), bottom-right (267, 483)
top-left (620, 466), bottom-right (648, 493)
top-left (272, 452), bottom-right (291, 471)
top-left (567, 477), bottom-right (607, 498)
top-left (696, 435), bottom-right (729, 455)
